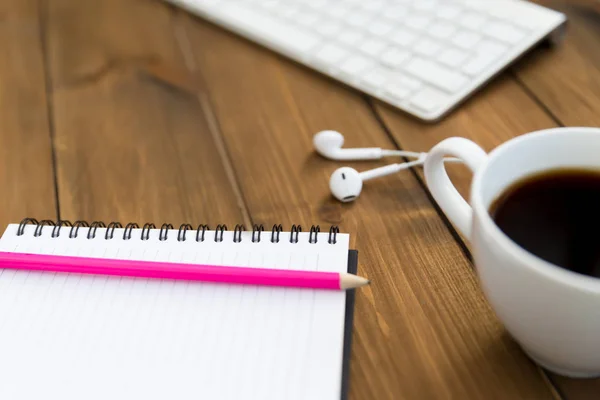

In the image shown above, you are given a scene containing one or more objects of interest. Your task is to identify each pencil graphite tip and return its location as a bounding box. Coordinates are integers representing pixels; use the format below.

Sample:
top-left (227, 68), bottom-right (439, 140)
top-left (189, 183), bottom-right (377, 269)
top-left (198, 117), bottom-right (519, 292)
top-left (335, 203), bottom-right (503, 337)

top-left (340, 273), bottom-right (370, 290)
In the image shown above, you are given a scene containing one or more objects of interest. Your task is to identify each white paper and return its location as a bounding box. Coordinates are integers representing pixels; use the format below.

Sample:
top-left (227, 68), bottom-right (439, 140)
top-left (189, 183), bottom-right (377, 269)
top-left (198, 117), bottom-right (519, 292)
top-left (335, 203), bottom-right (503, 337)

top-left (0, 224), bottom-right (349, 400)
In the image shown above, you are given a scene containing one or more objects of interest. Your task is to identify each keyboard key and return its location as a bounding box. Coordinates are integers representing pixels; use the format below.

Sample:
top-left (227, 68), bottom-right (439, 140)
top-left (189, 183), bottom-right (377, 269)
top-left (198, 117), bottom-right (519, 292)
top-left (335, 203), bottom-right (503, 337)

top-left (379, 48), bottom-right (411, 68)
top-left (396, 74), bottom-right (423, 91)
top-left (361, 1), bottom-right (385, 12)
top-left (297, 11), bottom-right (320, 27)
top-left (452, 30), bottom-right (482, 49)
top-left (413, 0), bottom-right (438, 11)
top-left (487, 5), bottom-right (543, 30)
top-left (390, 28), bottom-right (417, 47)
top-left (428, 22), bottom-right (457, 39)
top-left (404, 58), bottom-right (468, 93)
top-left (358, 37), bottom-right (388, 57)
top-left (340, 55), bottom-right (372, 75)
top-left (459, 12), bottom-right (487, 30)
top-left (385, 83), bottom-right (411, 100)
top-left (406, 14), bottom-right (431, 30)
top-left (306, 0), bottom-right (327, 10)
top-left (477, 39), bottom-right (508, 55)
top-left (486, 21), bottom-right (526, 44)
top-left (463, 1), bottom-right (489, 13)
top-left (218, 4), bottom-right (319, 53)
top-left (384, 5), bottom-right (409, 21)
top-left (275, 5), bottom-right (299, 18)
top-left (314, 44), bottom-right (348, 65)
top-left (346, 11), bottom-right (372, 27)
top-left (260, 0), bottom-right (280, 9)
top-left (338, 29), bottom-right (363, 46)
top-left (437, 48), bottom-right (469, 68)
top-left (327, 4), bottom-right (352, 19)
top-left (437, 4), bottom-right (461, 20)
top-left (409, 87), bottom-right (449, 112)
top-left (486, 5), bottom-right (538, 29)
top-left (413, 38), bottom-right (442, 57)
top-left (316, 22), bottom-right (343, 37)
top-left (367, 20), bottom-right (394, 37)
top-left (462, 52), bottom-right (500, 76)
top-left (362, 69), bottom-right (388, 88)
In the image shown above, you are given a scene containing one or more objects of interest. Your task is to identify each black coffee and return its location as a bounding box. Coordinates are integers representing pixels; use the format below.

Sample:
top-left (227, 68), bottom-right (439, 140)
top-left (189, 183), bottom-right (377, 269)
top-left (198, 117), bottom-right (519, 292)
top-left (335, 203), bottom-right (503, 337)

top-left (490, 168), bottom-right (600, 278)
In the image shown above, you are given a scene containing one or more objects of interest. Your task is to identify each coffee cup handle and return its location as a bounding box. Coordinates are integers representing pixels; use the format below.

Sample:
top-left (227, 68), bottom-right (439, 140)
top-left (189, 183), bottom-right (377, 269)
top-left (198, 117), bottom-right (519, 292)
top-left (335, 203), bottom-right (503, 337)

top-left (424, 138), bottom-right (488, 240)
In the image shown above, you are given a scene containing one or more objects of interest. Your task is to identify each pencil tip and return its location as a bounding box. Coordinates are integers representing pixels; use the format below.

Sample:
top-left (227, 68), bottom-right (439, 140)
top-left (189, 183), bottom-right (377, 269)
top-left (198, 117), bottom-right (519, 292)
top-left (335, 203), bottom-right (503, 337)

top-left (340, 273), bottom-right (370, 289)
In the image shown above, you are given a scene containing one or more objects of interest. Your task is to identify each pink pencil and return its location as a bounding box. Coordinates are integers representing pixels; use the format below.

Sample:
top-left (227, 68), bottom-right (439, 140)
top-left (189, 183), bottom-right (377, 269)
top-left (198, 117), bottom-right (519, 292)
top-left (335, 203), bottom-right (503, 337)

top-left (0, 251), bottom-right (369, 290)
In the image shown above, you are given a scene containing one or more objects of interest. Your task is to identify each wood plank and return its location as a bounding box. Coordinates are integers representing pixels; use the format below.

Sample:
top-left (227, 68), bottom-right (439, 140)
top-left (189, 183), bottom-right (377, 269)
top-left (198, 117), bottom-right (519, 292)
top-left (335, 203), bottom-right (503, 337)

top-left (515, 0), bottom-right (600, 127)
top-left (515, 1), bottom-right (600, 398)
top-left (0, 2), bottom-right (57, 228)
top-left (43, 0), bottom-right (245, 226)
top-left (0, 0), bottom-right (37, 18)
top-left (177, 12), bottom-right (558, 399)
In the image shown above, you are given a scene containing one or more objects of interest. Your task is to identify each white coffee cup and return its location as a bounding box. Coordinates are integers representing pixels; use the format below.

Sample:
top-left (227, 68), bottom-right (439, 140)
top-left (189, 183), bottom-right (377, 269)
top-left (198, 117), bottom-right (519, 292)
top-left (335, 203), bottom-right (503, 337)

top-left (424, 127), bottom-right (600, 378)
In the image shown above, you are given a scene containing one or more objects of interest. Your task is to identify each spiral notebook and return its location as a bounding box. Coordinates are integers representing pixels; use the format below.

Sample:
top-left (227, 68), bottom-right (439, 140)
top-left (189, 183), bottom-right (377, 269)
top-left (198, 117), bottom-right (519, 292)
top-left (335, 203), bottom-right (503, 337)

top-left (0, 219), bottom-right (357, 400)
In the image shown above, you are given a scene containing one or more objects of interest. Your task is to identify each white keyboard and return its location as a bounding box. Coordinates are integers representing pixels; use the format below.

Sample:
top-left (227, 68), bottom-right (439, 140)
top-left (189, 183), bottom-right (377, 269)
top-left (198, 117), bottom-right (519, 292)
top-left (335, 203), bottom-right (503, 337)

top-left (168, 0), bottom-right (566, 121)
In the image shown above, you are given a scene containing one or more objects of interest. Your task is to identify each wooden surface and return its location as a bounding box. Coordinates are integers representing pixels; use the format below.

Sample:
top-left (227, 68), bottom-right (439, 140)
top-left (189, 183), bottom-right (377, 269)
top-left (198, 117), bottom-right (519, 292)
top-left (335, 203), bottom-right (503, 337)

top-left (1, 0), bottom-right (598, 398)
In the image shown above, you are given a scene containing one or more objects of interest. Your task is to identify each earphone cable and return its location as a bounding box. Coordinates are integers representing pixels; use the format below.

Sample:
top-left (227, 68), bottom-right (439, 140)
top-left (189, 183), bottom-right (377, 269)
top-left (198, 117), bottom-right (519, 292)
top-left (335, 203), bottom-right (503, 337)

top-left (381, 150), bottom-right (424, 159)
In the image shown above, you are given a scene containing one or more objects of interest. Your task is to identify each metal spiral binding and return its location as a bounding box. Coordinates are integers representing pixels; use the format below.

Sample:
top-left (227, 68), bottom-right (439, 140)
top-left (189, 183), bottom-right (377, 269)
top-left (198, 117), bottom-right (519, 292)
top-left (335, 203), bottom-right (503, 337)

top-left (105, 222), bottom-right (122, 240)
top-left (252, 224), bottom-right (264, 243)
top-left (178, 224), bottom-right (193, 242)
top-left (15, 218), bottom-right (339, 244)
top-left (141, 223), bottom-right (155, 241)
top-left (88, 221), bottom-right (106, 239)
top-left (70, 221), bottom-right (89, 238)
top-left (214, 224), bottom-right (227, 243)
top-left (328, 226), bottom-right (339, 244)
top-left (290, 225), bottom-right (301, 243)
top-left (196, 224), bottom-right (209, 242)
top-left (52, 220), bottom-right (72, 238)
top-left (271, 224), bottom-right (282, 243)
top-left (233, 225), bottom-right (245, 243)
top-left (123, 223), bottom-right (139, 240)
top-left (159, 224), bottom-right (173, 241)
top-left (35, 220), bottom-right (55, 237)
top-left (309, 225), bottom-right (320, 244)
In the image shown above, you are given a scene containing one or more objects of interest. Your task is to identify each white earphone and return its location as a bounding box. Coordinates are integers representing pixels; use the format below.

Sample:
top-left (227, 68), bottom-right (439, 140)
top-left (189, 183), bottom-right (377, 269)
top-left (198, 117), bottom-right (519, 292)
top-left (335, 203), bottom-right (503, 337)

top-left (314, 130), bottom-right (459, 202)
top-left (313, 130), bottom-right (426, 161)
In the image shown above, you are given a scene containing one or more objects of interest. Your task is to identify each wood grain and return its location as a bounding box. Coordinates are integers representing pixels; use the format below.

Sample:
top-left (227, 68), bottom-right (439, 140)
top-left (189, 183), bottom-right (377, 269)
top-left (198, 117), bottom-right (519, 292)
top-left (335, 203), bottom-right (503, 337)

top-left (515, 0), bottom-right (600, 127)
top-left (43, 0), bottom-right (245, 226)
top-left (177, 11), bottom-right (557, 399)
top-left (0, 0), bottom-right (37, 18)
top-left (0, 1), bottom-right (56, 228)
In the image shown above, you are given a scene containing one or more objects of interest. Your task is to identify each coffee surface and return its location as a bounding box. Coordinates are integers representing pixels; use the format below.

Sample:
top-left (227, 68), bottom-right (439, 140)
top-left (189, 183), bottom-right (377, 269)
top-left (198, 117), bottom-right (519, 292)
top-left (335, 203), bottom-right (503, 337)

top-left (490, 168), bottom-right (600, 278)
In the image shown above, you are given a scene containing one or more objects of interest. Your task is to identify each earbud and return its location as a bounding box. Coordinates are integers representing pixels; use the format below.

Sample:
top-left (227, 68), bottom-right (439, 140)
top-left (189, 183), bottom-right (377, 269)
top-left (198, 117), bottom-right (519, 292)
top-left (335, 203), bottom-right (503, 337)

top-left (314, 130), bottom-right (386, 160)
top-left (329, 167), bottom-right (364, 202)
top-left (313, 130), bottom-right (428, 161)
top-left (330, 158), bottom-right (426, 202)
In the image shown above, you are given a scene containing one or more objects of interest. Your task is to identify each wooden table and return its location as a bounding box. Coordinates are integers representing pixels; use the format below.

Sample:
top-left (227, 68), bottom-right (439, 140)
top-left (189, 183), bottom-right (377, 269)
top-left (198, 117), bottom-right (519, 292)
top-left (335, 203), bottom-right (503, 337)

top-left (1, 0), bottom-right (599, 398)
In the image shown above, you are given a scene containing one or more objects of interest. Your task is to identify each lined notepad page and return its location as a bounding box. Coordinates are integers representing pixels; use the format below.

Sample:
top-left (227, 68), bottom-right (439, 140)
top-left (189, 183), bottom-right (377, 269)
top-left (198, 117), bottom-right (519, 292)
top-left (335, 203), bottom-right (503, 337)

top-left (0, 224), bottom-right (349, 400)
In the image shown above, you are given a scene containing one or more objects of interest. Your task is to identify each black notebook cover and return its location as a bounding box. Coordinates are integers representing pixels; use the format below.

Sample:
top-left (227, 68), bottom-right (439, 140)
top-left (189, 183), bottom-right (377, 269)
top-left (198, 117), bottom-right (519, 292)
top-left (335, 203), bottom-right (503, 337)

top-left (341, 250), bottom-right (358, 400)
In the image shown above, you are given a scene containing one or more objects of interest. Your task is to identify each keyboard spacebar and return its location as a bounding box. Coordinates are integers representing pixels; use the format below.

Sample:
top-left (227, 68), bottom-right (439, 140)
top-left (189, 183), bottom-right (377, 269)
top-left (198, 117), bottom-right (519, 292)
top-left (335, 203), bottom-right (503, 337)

top-left (216, 4), bottom-right (319, 53)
